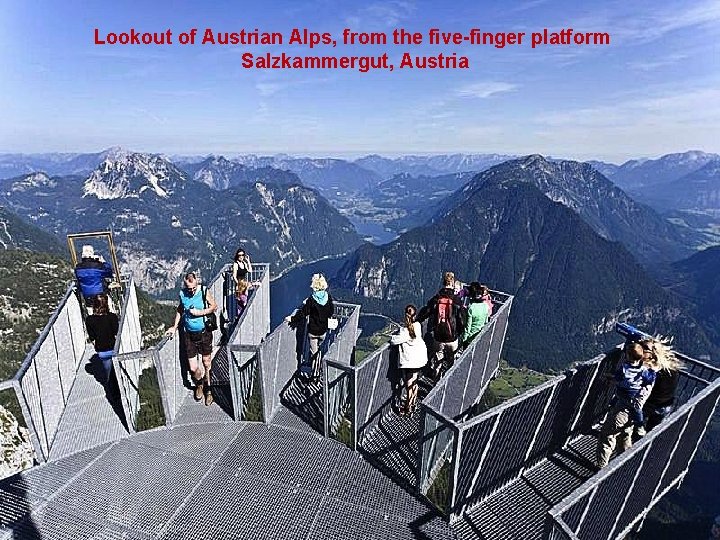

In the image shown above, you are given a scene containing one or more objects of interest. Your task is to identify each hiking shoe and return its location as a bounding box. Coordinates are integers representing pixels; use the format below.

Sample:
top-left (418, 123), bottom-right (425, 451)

top-left (194, 383), bottom-right (204, 402)
top-left (204, 388), bottom-right (214, 407)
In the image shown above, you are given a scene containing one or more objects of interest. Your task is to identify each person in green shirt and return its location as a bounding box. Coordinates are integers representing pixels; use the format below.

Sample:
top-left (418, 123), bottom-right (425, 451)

top-left (461, 282), bottom-right (490, 347)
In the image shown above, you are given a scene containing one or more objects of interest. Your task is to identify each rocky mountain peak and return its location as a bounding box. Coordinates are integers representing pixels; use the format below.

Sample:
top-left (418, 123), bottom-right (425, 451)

top-left (83, 152), bottom-right (185, 200)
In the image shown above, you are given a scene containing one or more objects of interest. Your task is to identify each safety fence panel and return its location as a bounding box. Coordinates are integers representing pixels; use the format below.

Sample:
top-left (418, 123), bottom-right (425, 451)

top-left (113, 350), bottom-right (167, 434)
top-left (114, 277), bottom-right (142, 355)
top-left (354, 345), bottom-right (395, 445)
top-left (455, 383), bottom-right (555, 507)
top-left (7, 284), bottom-right (89, 461)
top-left (677, 353), bottom-right (720, 383)
top-left (228, 346), bottom-right (261, 421)
top-left (418, 408), bottom-right (458, 512)
top-left (549, 375), bottom-right (720, 540)
top-left (324, 360), bottom-right (355, 443)
top-left (422, 294), bottom-right (514, 422)
top-left (459, 327), bottom-right (494, 415)
top-left (258, 322), bottom-right (297, 422)
top-left (483, 297), bottom-right (512, 388)
top-left (228, 264), bottom-right (270, 348)
top-left (153, 334), bottom-right (183, 424)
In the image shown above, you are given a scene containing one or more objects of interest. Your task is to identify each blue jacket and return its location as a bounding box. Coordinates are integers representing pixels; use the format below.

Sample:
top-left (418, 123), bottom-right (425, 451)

top-left (75, 258), bottom-right (113, 297)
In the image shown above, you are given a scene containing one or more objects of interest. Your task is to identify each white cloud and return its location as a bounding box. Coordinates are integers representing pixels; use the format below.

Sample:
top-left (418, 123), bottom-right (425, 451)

top-left (456, 82), bottom-right (518, 99)
top-left (256, 82), bottom-right (284, 97)
top-left (344, 1), bottom-right (415, 28)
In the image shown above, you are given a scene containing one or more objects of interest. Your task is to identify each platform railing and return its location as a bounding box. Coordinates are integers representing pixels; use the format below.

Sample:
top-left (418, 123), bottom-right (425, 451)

top-left (253, 301), bottom-right (359, 425)
top-left (113, 276), bottom-right (142, 356)
top-left (322, 303), bottom-right (361, 441)
top-left (547, 358), bottom-right (720, 540)
top-left (228, 345), bottom-right (261, 421)
top-left (1, 282), bottom-right (87, 462)
top-left (416, 294), bottom-right (513, 505)
top-left (227, 264), bottom-right (271, 348)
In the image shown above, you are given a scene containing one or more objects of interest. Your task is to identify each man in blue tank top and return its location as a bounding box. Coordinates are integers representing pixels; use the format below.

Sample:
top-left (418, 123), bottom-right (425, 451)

top-left (166, 272), bottom-right (218, 406)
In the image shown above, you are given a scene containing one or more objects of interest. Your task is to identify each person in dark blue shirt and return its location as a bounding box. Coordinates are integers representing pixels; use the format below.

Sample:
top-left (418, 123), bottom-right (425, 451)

top-left (75, 245), bottom-right (113, 308)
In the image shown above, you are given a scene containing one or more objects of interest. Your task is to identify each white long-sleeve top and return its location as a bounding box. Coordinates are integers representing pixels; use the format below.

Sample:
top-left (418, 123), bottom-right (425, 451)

top-left (390, 322), bottom-right (428, 370)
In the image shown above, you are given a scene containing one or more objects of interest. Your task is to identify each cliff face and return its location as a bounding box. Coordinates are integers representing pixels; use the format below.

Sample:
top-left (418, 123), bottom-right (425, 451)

top-left (0, 405), bottom-right (35, 479)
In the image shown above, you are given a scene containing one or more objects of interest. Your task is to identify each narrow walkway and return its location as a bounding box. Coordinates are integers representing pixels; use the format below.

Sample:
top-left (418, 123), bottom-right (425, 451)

top-left (1, 423), bottom-right (455, 540)
top-left (452, 433), bottom-right (598, 540)
top-left (172, 345), bottom-right (235, 426)
top-left (48, 345), bottom-right (129, 461)
top-left (359, 375), bottom-right (436, 489)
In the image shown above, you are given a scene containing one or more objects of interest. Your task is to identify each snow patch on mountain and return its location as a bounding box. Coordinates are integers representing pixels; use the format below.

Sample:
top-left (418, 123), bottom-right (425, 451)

top-left (83, 153), bottom-right (183, 200)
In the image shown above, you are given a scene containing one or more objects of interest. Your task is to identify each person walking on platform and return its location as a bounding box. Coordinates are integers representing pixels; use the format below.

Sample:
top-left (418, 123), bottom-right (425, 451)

top-left (285, 273), bottom-right (334, 380)
top-left (417, 271), bottom-right (465, 379)
top-left (75, 245), bottom-right (113, 309)
top-left (390, 305), bottom-right (428, 416)
top-left (85, 293), bottom-right (119, 396)
top-left (166, 272), bottom-right (218, 406)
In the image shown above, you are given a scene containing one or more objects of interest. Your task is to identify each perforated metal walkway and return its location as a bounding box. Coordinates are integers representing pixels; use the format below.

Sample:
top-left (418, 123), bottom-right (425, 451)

top-left (0, 422), bottom-right (454, 540)
top-left (452, 434), bottom-right (598, 540)
top-left (48, 345), bottom-right (129, 461)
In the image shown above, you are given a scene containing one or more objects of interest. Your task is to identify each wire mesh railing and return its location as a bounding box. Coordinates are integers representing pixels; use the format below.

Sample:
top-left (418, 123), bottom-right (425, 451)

top-left (1, 282), bottom-right (88, 461)
top-left (421, 294), bottom-right (513, 422)
top-left (113, 349), bottom-right (167, 433)
top-left (321, 304), bottom-right (360, 441)
top-left (228, 345), bottom-right (262, 421)
top-left (547, 360), bottom-right (720, 540)
top-left (416, 294), bottom-right (514, 508)
top-left (113, 274), bottom-right (142, 355)
top-left (227, 264), bottom-right (271, 347)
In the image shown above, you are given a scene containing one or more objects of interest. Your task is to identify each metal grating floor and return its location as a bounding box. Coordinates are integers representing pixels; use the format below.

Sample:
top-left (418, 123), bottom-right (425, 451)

top-left (452, 433), bottom-right (598, 540)
top-left (1, 422), bottom-right (454, 540)
top-left (48, 346), bottom-right (130, 461)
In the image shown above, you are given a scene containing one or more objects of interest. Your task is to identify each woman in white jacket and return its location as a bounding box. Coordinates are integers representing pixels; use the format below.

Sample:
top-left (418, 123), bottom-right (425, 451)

top-left (390, 304), bottom-right (428, 416)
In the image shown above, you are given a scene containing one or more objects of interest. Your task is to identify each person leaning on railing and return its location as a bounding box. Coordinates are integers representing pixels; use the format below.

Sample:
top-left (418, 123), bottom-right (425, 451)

top-left (460, 283), bottom-right (490, 348)
top-left (636, 337), bottom-right (681, 437)
top-left (166, 272), bottom-right (218, 406)
top-left (284, 273), bottom-right (334, 380)
top-left (596, 341), bottom-right (656, 468)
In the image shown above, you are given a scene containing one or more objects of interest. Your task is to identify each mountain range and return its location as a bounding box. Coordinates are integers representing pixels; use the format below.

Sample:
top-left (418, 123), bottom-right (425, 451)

top-left (606, 150), bottom-right (719, 190)
top-left (632, 159), bottom-right (720, 214)
top-left (0, 152), bottom-right (361, 294)
top-left (335, 156), bottom-right (718, 369)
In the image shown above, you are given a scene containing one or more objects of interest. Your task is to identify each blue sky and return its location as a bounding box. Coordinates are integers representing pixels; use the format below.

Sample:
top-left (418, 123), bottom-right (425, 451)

top-left (1, 0), bottom-right (718, 162)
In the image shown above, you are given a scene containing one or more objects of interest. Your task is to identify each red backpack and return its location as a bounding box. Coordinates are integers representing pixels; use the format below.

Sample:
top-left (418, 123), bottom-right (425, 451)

top-left (434, 296), bottom-right (455, 342)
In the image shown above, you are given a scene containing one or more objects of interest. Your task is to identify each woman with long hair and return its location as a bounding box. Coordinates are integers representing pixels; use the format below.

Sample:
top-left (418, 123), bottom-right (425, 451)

top-left (85, 293), bottom-right (119, 390)
top-left (232, 248), bottom-right (252, 282)
top-left (639, 336), bottom-right (682, 434)
top-left (390, 304), bottom-right (428, 416)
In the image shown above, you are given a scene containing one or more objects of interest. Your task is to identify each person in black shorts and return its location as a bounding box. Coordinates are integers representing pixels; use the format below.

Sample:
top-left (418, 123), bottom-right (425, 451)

top-left (166, 272), bottom-right (218, 406)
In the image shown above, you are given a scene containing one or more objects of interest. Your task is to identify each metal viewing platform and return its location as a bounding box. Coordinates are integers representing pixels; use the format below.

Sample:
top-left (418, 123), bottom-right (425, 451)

top-left (1, 264), bottom-right (718, 540)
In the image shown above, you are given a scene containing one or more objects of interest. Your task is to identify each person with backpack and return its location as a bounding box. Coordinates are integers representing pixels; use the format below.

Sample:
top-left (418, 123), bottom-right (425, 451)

top-left (285, 273), bottom-right (335, 380)
top-left (166, 272), bottom-right (218, 406)
top-left (417, 271), bottom-right (465, 379)
top-left (460, 282), bottom-right (491, 348)
top-left (390, 305), bottom-right (428, 416)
